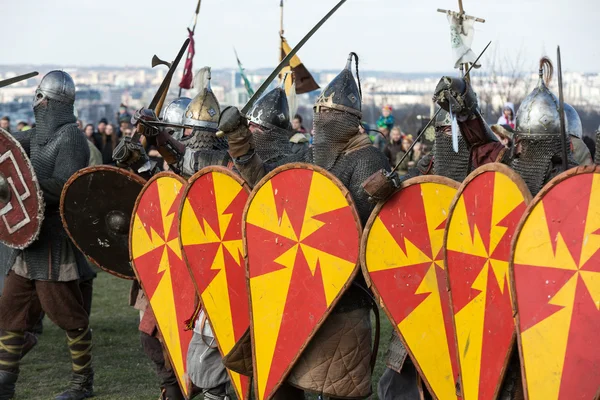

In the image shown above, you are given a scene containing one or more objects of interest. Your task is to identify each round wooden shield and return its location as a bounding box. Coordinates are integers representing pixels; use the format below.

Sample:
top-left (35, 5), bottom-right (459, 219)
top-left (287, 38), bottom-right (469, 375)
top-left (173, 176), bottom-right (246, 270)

top-left (510, 165), bottom-right (600, 400)
top-left (179, 166), bottom-right (251, 400)
top-left (0, 128), bottom-right (43, 249)
top-left (244, 163), bottom-right (361, 400)
top-left (130, 172), bottom-right (193, 398)
top-left (61, 166), bottom-right (146, 279)
top-left (444, 163), bottom-right (532, 400)
top-left (361, 175), bottom-right (460, 400)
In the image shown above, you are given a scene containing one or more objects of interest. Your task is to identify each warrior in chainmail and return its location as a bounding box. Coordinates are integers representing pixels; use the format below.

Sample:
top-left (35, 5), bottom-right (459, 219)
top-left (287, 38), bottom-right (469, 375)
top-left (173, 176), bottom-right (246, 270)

top-left (0, 71), bottom-right (93, 400)
top-left (511, 57), bottom-right (578, 196)
top-left (378, 77), bottom-right (516, 400)
top-left (219, 53), bottom-right (389, 400)
top-left (129, 68), bottom-right (233, 400)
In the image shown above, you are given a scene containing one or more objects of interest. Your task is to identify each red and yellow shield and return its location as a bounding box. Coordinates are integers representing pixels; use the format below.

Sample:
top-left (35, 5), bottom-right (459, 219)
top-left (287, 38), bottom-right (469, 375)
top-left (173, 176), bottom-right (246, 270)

top-left (245, 164), bottom-right (361, 400)
top-left (179, 166), bottom-right (251, 400)
top-left (362, 176), bottom-right (460, 399)
top-left (511, 166), bottom-right (600, 399)
top-left (130, 173), bottom-right (194, 397)
top-left (445, 164), bottom-right (531, 400)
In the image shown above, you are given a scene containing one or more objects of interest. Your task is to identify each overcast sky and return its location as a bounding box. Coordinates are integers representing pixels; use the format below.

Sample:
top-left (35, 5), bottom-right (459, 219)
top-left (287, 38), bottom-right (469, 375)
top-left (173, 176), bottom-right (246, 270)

top-left (3, 0), bottom-right (599, 73)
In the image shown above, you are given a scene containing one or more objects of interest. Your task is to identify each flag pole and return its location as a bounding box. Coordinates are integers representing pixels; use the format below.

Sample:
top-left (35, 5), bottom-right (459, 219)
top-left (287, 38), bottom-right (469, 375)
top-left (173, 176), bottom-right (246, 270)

top-left (178, 0), bottom-right (202, 97)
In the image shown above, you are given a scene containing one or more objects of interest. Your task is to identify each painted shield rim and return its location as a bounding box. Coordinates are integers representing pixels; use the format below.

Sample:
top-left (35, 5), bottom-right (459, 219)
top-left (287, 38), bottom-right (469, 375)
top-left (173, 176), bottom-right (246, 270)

top-left (129, 171), bottom-right (190, 397)
top-left (60, 165), bottom-right (146, 280)
top-left (360, 174), bottom-right (460, 399)
top-left (243, 162), bottom-right (362, 400)
top-left (442, 163), bottom-right (531, 399)
top-left (508, 164), bottom-right (600, 398)
top-left (178, 165), bottom-right (251, 400)
top-left (0, 127), bottom-right (44, 249)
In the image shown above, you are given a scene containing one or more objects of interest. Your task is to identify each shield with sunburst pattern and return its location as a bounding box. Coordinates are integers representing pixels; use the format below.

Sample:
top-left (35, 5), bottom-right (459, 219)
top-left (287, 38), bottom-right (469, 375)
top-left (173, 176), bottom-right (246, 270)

top-left (511, 166), bottom-right (600, 400)
top-left (244, 164), bottom-right (361, 400)
top-left (130, 173), bottom-right (194, 398)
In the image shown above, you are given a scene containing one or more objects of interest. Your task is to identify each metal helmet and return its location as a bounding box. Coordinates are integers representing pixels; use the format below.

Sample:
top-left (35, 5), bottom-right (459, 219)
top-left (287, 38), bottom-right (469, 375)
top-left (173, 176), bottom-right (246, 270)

top-left (162, 97), bottom-right (191, 140)
top-left (247, 86), bottom-right (291, 131)
top-left (564, 103), bottom-right (583, 139)
top-left (33, 70), bottom-right (76, 108)
top-left (515, 66), bottom-right (561, 140)
top-left (314, 53), bottom-right (362, 118)
top-left (183, 67), bottom-right (220, 131)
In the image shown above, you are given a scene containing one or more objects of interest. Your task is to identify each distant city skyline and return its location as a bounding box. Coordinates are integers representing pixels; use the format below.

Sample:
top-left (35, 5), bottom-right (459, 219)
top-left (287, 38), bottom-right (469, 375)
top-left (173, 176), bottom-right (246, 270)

top-left (3, 0), bottom-right (600, 74)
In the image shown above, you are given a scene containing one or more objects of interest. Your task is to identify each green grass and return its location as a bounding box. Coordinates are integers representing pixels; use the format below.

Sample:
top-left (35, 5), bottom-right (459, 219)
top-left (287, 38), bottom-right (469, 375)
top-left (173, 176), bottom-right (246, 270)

top-left (15, 271), bottom-right (393, 399)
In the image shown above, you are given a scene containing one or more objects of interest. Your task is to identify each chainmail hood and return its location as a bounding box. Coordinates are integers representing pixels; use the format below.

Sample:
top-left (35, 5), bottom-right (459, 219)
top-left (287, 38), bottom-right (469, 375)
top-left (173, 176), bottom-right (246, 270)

top-left (312, 110), bottom-right (361, 171)
top-left (253, 125), bottom-right (293, 165)
top-left (432, 128), bottom-right (470, 182)
top-left (34, 98), bottom-right (76, 145)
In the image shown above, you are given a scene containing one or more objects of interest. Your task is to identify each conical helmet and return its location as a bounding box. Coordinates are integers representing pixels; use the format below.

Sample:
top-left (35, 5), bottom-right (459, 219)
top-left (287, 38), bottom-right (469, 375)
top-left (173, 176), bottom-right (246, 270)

top-left (314, 53), bottom-right (362, 118)
top-left (183, 67), bottom-right (220, 131)
top-left (162, 97), bottom-right (191, 140)
top-left (247, 85), bottom-right (290, 131)
top-left (515, 58), bottom-right (563, 139)
top-left (564, 103), bottom-right (582, 139)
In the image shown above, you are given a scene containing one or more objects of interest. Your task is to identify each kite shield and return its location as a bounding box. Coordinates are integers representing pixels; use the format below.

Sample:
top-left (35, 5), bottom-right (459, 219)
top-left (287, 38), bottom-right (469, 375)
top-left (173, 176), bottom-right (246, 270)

top-left (444, 163), bottom-right (531, 400)
top-left (244, 163), bottom-right (361, 400)
top-left (179, 166), bottom-right (251, 400)
top-left (61, 165), bottom-right (146, 279)
top-left (0, 128), bottom-right (43, 249)
top-left (510, 165), bottom-right (600, 400)
top-left (130, 172), bottom-right (194, 398)
top-left (362, 175), bottom-right (460, 400)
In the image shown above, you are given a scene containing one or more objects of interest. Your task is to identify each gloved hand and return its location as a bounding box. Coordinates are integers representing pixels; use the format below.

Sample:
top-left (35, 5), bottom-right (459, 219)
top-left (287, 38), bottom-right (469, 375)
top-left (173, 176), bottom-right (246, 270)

top-left (218, 106), bottom-right (254, 159)
top-left (113, 135), bottom-right (149, 170)
top-left (433, 76), bottom-right (479, 119)
top-left (132, 108), bottom-right (160, 137)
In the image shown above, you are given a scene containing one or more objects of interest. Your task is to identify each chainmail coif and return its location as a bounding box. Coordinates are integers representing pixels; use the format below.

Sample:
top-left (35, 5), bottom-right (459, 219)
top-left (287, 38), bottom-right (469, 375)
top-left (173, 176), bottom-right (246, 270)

top-left (432, 129), bottom-right (471, 183)
top-left (34, 99), bottom-right (76, 145)
top-left (313, 111), bottom-right (360, 171)
top-left (253, 126), bottom-right (293, 165)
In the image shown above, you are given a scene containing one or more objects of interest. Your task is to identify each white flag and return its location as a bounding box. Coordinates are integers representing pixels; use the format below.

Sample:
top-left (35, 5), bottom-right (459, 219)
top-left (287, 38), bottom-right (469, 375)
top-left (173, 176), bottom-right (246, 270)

top-left (447, 15), bottom-right (481, 69)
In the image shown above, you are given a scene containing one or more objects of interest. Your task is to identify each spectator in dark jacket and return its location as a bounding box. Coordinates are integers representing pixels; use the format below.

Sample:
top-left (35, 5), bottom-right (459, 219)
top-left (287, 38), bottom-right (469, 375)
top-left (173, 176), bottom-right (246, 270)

top-left (384, 127), bottom-right (404, 166)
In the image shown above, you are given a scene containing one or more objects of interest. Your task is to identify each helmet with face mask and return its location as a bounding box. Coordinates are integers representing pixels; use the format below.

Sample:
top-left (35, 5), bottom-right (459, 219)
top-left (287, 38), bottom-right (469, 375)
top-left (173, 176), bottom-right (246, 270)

top-left (312, 53), bottom-right (362, 171)
top-left (162, 97), bottom-right (191, 141)
top-left (511, 57), bottom-right (575, 195)
top-left (33, 70), bottom-right (77, 144)
top-left (182, 67), bottom-right (227, 151)
top-left (246, 84), bottom-right (293, 164)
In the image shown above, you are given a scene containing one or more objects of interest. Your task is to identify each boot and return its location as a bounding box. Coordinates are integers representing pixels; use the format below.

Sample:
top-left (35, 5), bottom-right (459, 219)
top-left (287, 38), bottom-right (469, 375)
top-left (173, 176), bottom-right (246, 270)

top-left (0, 370), bottom-right (18, 400)
top-left (20, 332), bottom-right (38, 359)
top-left (160, 383), bottom-right (185, 400)
top-left (54, 371), bottom-right (94, 400)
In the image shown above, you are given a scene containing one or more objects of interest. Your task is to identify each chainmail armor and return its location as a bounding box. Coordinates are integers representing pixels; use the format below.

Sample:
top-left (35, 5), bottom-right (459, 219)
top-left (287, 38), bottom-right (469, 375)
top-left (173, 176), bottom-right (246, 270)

top-left (253, 126), bottom-right (293, 166)
top-left (511, 137), bottom-right (577, 196)
top-left (181, 128), bottom-right (228, 152)
top-left (312, 111), bottom-right (361, 171)
top-left (432, 130), bottom-right (471, 182)
top-left (1, 100), bottom-right (89, 280)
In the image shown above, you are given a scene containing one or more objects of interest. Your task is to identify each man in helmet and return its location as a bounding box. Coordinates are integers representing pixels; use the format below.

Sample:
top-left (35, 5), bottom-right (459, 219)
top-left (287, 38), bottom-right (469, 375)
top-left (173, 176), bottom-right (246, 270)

top-left (130, 68), bottom-right (234, 400)
top-left (218, 53), bottom-right (389, 400)
top-left (564, 104), bottom-right (592, 166)
top-left (511, 57), bottom-right (578, 196)
top-left (246, 84), bottom-right (299, 166)
top-left (0, 71), bottom-right (92, 400)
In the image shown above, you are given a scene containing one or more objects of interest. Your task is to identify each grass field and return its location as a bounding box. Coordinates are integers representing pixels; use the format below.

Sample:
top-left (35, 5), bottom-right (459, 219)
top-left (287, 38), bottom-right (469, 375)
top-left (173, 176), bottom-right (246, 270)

top-left (15, 271), bottom-right (393, 399)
